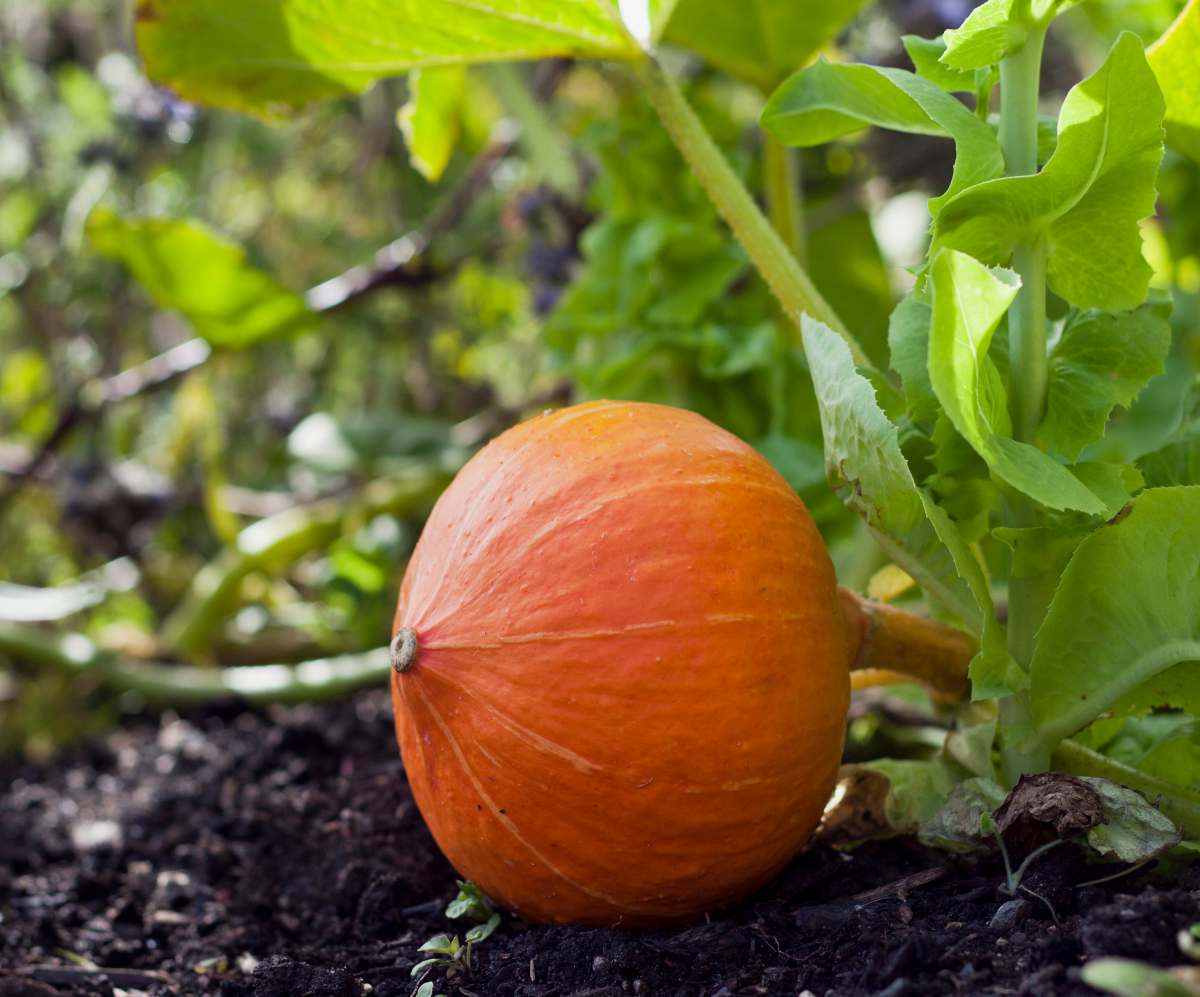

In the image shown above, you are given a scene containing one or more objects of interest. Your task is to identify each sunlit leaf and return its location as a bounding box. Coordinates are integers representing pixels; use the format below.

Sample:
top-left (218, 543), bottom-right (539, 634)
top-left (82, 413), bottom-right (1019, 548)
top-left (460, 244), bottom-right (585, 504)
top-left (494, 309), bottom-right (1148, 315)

top-left (1149, 0), bottom-right (1200, 164)
top-left (762, 61), bottom-right (1003, 215)
top-left (934, 34), bottom-right (1165, 312)
top-left (662, 0), bottom-right (869, 91)
top-left (135, 0), bottom-right (640, 117)
top-left (941, 0), bottom-right (1027, 71)
top-left (927, 250), bottom-right (1104, 513)
top-left (87, 208), bottom-right (314, 348)
top-left (399, 66), bottom-right (467, 183)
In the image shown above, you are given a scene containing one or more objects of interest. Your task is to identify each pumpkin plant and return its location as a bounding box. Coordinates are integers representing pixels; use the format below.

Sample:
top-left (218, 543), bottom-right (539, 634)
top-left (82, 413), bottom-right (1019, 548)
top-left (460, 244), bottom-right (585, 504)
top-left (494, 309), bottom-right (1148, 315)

top-left (107, 0), bottom-right (1200, 925)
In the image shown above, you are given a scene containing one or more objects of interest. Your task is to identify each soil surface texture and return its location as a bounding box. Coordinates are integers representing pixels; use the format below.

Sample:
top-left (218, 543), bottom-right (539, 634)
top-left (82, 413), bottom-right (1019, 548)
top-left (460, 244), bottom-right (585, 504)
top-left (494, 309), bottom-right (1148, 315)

top-left (2, 692), bottom-right (1197, 997)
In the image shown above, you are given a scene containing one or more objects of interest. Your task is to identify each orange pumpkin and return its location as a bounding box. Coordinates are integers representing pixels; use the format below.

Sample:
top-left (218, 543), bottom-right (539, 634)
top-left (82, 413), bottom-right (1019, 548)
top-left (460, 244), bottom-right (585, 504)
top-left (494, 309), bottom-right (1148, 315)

top-left (390, 400), bottom-right (968, 927)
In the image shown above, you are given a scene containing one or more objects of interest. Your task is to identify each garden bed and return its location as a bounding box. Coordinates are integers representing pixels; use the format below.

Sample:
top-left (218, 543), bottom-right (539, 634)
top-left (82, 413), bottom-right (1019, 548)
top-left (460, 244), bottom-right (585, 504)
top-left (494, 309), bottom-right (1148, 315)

top-left (2, 692), bottom-right (1197, 997)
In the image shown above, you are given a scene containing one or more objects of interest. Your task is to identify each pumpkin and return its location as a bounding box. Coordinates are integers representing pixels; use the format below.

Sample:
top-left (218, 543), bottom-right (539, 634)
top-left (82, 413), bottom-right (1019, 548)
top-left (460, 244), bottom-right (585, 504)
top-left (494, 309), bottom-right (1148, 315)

top-left (390, 400), bottom-right (969, 927)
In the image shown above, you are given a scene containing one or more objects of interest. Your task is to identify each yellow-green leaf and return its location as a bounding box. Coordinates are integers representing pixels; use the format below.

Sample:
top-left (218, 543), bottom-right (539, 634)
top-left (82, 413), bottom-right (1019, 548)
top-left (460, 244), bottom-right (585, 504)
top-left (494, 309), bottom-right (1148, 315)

top-left (135, 0), bottom-right (640, 118)
top-left (399, 67), bottom-right (467, 183)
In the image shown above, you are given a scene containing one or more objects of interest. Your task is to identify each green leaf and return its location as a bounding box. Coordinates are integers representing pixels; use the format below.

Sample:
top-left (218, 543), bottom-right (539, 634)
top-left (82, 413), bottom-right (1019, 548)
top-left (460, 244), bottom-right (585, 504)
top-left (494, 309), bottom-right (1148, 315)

top-left (464, 913), bottom-right (500, 944)
top-left (927, 250), bottom-right (1105, 514)
top-left (1082, 777), bottom-right (1182, 864)
top-left (934, 33), bottom-right (1166, 312)
top-left (919, 776), bottom-right (1007, 853)
top-left (398, 67), bottom-right (466, 183)
top-left (941, 0), bottom-right (1027, 71)
top-left (800, 315), bottom-right (978, 624)
top-left (418, 934), bottom-right (456, 954)
top-left (662, 0), bottom-right (870, 91)
top-left (903, 35), bottom-right (980, 93)
top-left (807, 208), bottom-right (894, 368)
top-left (1082, 959), bottom-right (1200, 997)
top-left (888, 293), bottom-right (938, 423)
top-left (1039, 306), bottom-right (1173, 461)
top-left (134, 0), bottom-right (640, 117)
top-left (87, 208), bottom-right (314, 349)
top-left (1140, 436), bottom-right (1200, 488)
top-left (920, 494), bottom-right (1025, 699)
top-left (446, 881), bottom-right (494, 921)
top-left (862, 758), bottom-right (964, 832)
top-left (761, 61), bottom-right (1004, 214)
top-left (1149, 0), bottom-right (1200, 164)
top-left (1029, 487), bottom-right (1200, 748)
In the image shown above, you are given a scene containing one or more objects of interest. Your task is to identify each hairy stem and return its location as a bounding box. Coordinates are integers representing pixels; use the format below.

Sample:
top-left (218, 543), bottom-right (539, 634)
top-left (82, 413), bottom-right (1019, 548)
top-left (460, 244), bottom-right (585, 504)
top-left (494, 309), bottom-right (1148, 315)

top-left (1053, 739), bottom-right (1200, 840)
top-left (763, 133), bottom-right (806, 265)
top-left (636, 59), bottom-right (867, 366)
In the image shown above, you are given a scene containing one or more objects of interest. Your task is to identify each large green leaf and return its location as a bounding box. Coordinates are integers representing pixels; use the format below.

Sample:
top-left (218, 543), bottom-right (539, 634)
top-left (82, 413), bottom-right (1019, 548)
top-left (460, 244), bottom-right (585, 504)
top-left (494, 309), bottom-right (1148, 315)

top-left (1029, 486), bottom-right (1200, 749)
top-left (762, 61), bottom-right (1004, 214)
top-left (87, 208), bottom-right (314, 349)
top-left (135, 0), bottom-right (640, 117)
top-left (807, 208), bottom-right (894, 368)
top-left (1039, 305), bottom-right (1172, 461)
top-left (398, 66), bottom-right (466, 183)
top-left (801, 315), bottom-right (978, 625)
top-left (933, 33), bottom-right (1165, 312)
top-left (928, 250), bottom-right (1105, 513)
top-left (661, 0), bottom-right (869, 91)
top-left (1149, 0), bottom-right (1200, 164)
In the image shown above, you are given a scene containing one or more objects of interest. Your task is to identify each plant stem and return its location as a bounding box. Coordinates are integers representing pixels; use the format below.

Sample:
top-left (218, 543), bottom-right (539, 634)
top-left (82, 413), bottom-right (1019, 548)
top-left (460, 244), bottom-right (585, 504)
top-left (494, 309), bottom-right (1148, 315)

top-left (486, 64), bottom-right (578, 196)
top-left (997, 25), bottom-right (1052, 783)
top-left (0, 622), bottom-right (394, 705)
top-left (763, 133), bottom-right (806, 265)
top-left (1053, 739), bottom-right (1200, 840)
top-left (635, 59), bottom-right (867, 367)
top-left (999, 25), bottom-right (1048, 443)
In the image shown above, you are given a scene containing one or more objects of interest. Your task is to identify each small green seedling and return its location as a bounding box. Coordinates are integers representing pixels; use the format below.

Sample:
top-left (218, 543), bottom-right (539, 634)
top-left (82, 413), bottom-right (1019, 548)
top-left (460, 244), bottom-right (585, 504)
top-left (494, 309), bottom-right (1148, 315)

top-left (1180, 924), bottom-right (1200, 962)
top-left (980, 812), bottom-right (1064, 904)
top-left (411, 914), bottom-right (501, 981)
top-left (445, 880), bottom-right (496, 923)
top-left (1082, 958), bottom-right (1200, 997)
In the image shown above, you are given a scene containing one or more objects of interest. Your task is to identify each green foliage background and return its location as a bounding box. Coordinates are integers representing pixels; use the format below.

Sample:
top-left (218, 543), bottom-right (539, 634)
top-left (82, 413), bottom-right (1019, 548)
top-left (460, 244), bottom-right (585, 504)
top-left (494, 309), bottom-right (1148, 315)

top-left (1, 0), bottom-right (1197, 760)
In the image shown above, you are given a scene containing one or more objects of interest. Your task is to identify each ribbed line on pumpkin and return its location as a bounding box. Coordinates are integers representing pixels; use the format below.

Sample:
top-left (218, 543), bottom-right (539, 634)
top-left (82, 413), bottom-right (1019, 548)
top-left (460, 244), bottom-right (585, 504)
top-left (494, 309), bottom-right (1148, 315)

top-left (407, 401), bottom-right (630, 621)
top-left (413, 664), bottom-right (602, 774)
top-left (421, 610), bottom-right (822, 651)
top-left (410, 467), bottom-right (800, 629)
top-left (409, 678), bottom-right (667, 916)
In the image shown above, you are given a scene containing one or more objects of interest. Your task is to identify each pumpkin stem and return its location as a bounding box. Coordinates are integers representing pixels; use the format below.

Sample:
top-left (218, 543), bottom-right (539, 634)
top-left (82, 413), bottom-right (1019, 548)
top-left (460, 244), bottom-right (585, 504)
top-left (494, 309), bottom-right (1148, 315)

top-left (390, 627), bottom-right (419, 673)
top-left (837, 587), bottom-right (974, 699)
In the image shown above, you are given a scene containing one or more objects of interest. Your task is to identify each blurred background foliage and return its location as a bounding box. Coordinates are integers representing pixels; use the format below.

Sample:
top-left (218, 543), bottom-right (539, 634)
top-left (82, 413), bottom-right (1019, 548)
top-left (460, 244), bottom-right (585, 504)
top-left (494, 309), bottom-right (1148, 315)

top-left (0, 0), bottom-right (1196, 757)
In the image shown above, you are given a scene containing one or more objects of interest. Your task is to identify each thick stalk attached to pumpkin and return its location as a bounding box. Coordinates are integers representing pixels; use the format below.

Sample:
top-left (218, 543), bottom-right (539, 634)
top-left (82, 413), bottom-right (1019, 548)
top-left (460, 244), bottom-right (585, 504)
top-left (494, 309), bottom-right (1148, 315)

top-left (838, 587), bottom-right (974, 699)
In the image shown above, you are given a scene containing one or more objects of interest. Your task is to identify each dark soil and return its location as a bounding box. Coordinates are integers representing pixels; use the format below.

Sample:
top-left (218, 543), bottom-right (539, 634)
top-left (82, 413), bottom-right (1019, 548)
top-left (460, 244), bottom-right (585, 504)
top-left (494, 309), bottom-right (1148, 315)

top-left (2, 693), bottom-right (1197, 997)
